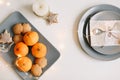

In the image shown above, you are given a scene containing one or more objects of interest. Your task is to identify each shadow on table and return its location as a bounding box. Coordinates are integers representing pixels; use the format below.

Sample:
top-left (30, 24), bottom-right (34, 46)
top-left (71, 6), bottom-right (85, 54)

top-left (72, 8), bottom-right (89, 50)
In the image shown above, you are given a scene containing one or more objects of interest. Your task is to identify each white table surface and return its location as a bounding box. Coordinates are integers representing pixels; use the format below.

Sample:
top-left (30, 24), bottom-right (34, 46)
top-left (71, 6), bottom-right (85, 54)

top-left (0, 0), bottom-right (120, 80)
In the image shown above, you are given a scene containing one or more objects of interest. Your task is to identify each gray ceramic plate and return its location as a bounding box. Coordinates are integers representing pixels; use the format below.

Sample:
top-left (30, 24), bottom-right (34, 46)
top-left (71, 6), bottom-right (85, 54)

top-left (0, 11), bottom-right (60, 80)
top-left (78, 4), bottom-right (120, 61)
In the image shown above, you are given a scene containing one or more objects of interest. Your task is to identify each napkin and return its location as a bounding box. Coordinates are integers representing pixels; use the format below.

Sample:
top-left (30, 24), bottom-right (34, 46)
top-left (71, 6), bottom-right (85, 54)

top-left (90, 20), bottom-right (120, 46)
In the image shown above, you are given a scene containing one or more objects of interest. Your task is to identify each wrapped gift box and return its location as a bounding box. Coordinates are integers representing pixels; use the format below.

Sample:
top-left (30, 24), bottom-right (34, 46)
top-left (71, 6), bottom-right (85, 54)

top-left (90, 20), bottom-right (120, 46)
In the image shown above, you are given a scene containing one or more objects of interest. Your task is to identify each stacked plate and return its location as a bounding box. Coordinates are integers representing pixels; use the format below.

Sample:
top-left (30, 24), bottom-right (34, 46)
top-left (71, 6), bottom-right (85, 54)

top-left (78, 4), bottom-right (120, 61)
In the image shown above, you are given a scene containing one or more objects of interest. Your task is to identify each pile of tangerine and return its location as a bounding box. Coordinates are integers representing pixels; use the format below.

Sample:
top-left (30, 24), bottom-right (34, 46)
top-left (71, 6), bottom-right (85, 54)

top-left (13, 23), bottom-right (47, 77)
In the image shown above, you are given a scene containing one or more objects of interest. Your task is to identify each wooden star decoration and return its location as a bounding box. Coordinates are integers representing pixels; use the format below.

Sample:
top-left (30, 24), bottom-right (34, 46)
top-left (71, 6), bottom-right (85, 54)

top-left (46, 12), bottom-right (58, 24)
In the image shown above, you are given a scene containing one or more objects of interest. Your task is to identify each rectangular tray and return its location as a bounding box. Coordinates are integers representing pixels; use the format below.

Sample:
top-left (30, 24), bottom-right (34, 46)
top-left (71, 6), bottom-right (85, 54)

top-left (0, 11), bottom-right (60, 80)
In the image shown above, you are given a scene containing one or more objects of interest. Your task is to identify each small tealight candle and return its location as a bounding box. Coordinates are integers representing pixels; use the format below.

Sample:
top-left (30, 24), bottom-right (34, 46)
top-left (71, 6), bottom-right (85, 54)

top-left (32, 0), bottom-right (49, 17)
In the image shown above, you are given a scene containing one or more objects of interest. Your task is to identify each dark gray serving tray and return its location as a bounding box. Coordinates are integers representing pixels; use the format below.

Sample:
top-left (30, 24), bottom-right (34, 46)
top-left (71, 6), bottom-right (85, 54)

top-left (0, 11), bottom-right (60, 80)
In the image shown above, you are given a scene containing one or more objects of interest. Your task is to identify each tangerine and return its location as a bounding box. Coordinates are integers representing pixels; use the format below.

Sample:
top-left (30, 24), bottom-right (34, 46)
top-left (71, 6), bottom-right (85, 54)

top-left (31, 42), bottom-right (47, 58)
top-left (14, 42), bottom-right (29, 57)
top-left (15, 57), bottom-right (32, 72)
top-left (23, 31), bottom-right (39, 46)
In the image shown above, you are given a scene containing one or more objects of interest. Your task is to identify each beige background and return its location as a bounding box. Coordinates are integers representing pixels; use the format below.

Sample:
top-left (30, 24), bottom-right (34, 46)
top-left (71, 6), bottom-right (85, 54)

top-left (0, 0), bottom-right (120, 80)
